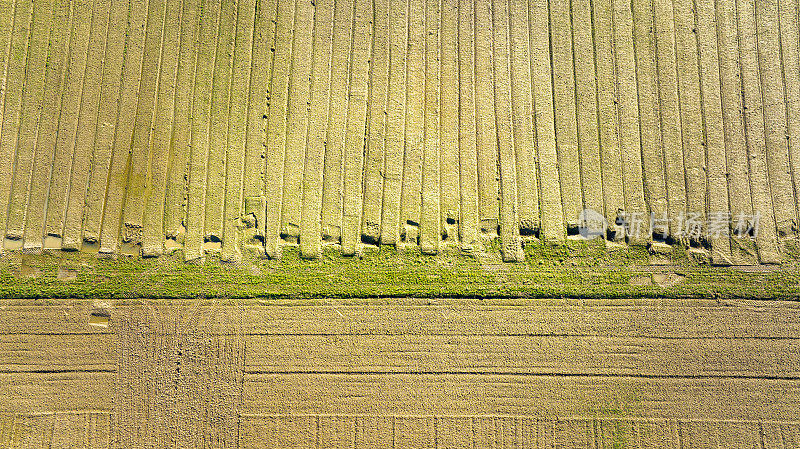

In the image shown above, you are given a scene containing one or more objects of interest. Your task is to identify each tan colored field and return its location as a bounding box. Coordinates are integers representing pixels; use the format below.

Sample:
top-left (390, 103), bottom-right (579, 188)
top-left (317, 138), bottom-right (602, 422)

top-left (1, 299), bottom-right (800, 447)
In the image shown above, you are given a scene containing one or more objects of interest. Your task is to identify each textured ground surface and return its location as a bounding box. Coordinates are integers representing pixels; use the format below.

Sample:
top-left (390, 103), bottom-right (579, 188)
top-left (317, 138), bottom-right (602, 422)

top-left (1, 298), bottom-right (800, 448)
top-left (0, 0), bottom-right (799, 262)
top-left (3, 0), bottom-right (800, 446)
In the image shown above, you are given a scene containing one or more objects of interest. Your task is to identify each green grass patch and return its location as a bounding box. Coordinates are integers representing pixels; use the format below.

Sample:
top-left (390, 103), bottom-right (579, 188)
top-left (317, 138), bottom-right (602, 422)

top-left (0, 240), bottom-right (798, 299)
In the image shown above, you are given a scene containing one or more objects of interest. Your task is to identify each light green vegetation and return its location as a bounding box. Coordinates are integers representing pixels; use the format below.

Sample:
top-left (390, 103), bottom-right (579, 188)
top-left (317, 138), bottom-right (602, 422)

top-left (1, 240), bottom-right (798, 299)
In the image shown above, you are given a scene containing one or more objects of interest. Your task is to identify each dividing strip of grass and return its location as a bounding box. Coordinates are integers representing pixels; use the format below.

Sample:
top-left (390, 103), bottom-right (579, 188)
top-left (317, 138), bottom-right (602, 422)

top-left (0, 240), bottom-right (798, 300)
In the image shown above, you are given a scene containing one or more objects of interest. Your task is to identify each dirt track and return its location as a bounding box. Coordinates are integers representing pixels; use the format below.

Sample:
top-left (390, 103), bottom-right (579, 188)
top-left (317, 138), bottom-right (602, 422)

top-left (0, 0), bottom-right (798, 262)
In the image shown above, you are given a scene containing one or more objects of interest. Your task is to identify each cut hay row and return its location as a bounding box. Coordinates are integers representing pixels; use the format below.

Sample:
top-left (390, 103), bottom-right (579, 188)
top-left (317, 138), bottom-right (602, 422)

top-left (122, 0), bottom-right (165, 248)
top-left (401, 0), bottom-right (424, 245)
top-left (264, 0), bottom-right (294, 257)
top-left (81, 0), bottom-right (128, 248)
top-left (220, 0), bottom-right (255, 262)
top-left (320, 0), bottom-right (352, 247)
top-left (381, 0), bottom-right (407, 246)
top-left (739, 0), bottom-right (781, 263)
top-left (613, 0), bottom-right (647, 246)
top-left (593, 0), bottom-right (623, 241)
top-left (281, 0), bottom-right (313, 249)
top-left (62, 0), bottom-right (111, 250)
top-left (550, 0), bottom-right (581, 232)
top-left (362, 0), bottom-right (389, 247)
top-left (439, 0), bottom-right (459, 244)
top-left (474, 0), bottom-right (499, 238)
top-left (632, 0), bottom-right (665, 230)
top-left (492, 0), bottom-right (521, 261)
top-left (45, 0), bottom-right (93, 244)
top-left (99, 0), bottom-right (149, 254)
top-left (185, 0), bottom-right (220, 260)
top-left (0, 0), bottom-right (31, 254)
top-left (696, 0), bottom-right (732, 265)
top-left (0, 0), bottom-right (799, 263)
top-left (142, 0), bottom-right (182, 258)
top-left (205, 0), bottom-right (236, 244)
top-left (22, 0), bottom-right (71, 250)
top-left (163, 0), bottom-right (200, 242)
top-left (299, 0), bottom-right (333, 259)
top-left (341, 0), bottom-right (372, 256)
top-left (571, 0), bottom-right (601, 229)
top-left (420, 0), bottom-right (440, 255)
top-left (455, 0), bottom-right (477, 249)
top-left (5, 0), bottom-right (54, 244)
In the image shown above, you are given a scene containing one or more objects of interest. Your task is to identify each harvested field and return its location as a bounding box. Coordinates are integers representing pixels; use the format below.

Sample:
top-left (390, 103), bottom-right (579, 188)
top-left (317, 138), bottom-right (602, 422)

top-left (3, 0), bottom-right (800, 446)
top-left (2, 298), bottom-right (800, 447)
top-left (0, 0), bottom-right (797, 263)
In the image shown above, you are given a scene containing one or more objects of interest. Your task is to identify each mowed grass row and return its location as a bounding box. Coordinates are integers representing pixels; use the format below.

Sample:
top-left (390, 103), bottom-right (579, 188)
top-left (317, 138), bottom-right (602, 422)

top-left (0, 0), bottom-right (798, 264)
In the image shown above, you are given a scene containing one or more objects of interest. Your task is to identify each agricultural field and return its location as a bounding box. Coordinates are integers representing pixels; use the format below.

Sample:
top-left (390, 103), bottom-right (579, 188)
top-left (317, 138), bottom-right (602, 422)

top-left (0, 0), bottom-right (798, 264)
top-left (1, 0), bottom-right (800, 446)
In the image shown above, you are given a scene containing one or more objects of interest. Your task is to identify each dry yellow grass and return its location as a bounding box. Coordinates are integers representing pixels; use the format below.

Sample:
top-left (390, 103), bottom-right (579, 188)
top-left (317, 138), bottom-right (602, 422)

top-left (0, 0), bottom-right (796, 262)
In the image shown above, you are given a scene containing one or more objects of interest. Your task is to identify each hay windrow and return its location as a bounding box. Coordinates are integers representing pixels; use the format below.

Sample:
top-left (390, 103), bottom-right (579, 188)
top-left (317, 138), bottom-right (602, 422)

top-left (0, 0), bottom-right (797, 263)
